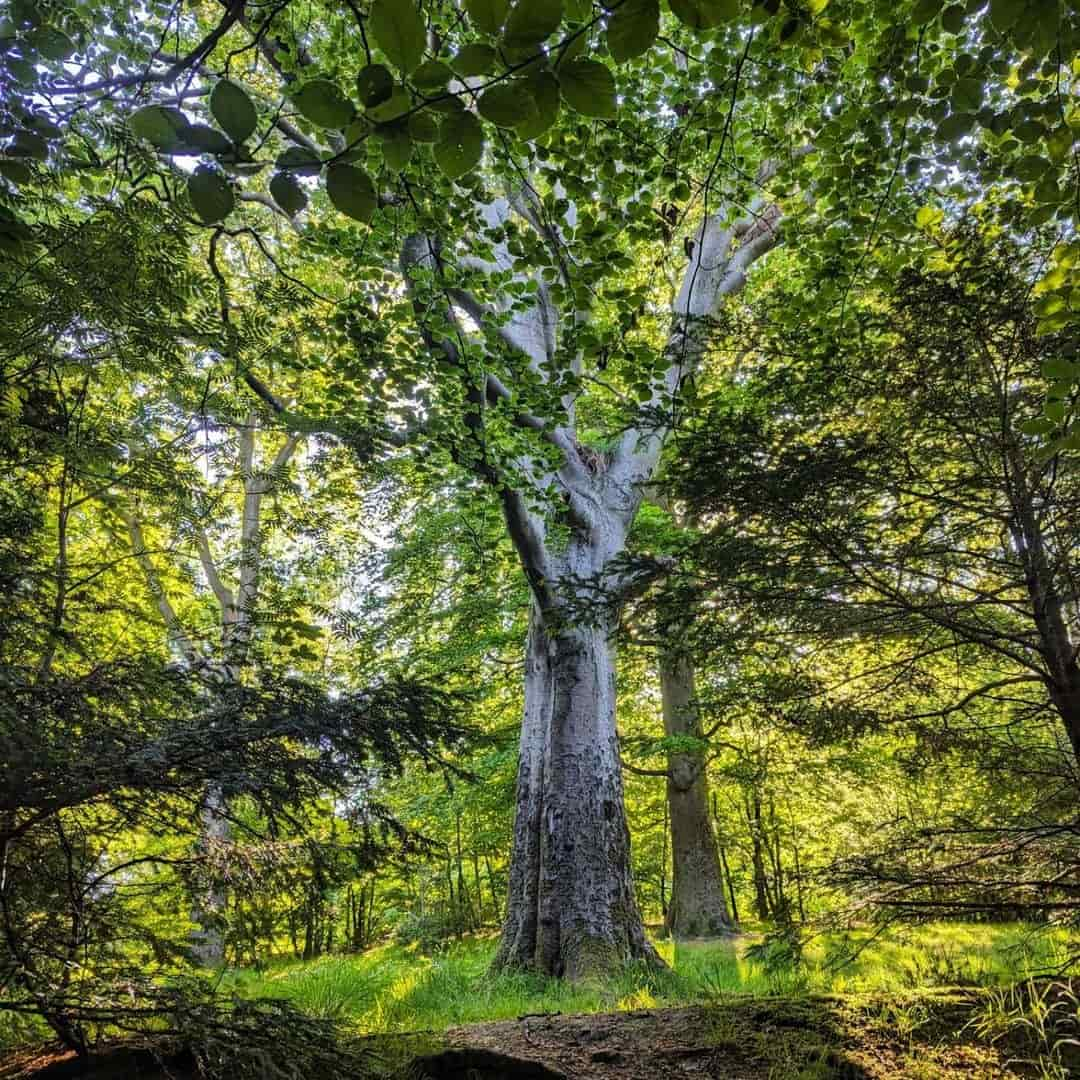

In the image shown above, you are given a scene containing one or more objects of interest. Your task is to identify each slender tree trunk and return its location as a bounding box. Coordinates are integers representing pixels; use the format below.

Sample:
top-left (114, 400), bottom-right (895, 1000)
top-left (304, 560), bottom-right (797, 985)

top-left (660, 799), bottom-right (668, 922)
top-left (484, 855), bottom-right (501, 923)
top-left (494, 598), bottom-right (659, 978)
top-left (746, 791), bottom-right (771, 921)
top-left (660, 650), bottom-right (734, 938)
top-left (472, 854), bottom-right (484, 926)
top-left (719, 845), bottom-right (739, 926)
top-left (190, 785), bottom-right (229, 965)
top-left (1006, 446), bottom-right (1080, 768)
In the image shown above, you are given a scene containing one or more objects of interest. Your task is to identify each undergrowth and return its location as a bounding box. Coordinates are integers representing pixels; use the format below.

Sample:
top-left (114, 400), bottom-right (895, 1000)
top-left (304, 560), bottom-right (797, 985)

top-left (2, 921), bottom-right (1073, 1066)
top-left (219, 921), bottom-right (1075, 1035)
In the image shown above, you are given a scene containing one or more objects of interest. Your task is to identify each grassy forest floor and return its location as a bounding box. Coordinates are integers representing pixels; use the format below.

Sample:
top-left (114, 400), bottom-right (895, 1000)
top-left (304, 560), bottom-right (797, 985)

top-left (4, 924), bottom-right (1079, 1079)
top-left (223, 923), bottom-right (1072, 1033)
top-left (242, 923), bottom-right (1080, 1078)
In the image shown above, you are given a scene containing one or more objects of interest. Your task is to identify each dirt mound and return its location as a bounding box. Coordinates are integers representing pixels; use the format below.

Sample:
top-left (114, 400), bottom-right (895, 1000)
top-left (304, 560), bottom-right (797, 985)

top-left (431, 998), bottom-right (1021, 1079)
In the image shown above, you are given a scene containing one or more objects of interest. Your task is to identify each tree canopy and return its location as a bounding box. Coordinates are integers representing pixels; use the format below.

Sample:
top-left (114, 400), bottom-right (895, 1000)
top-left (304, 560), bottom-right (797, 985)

top-left (1, 0), bottom-right (1078, 1070)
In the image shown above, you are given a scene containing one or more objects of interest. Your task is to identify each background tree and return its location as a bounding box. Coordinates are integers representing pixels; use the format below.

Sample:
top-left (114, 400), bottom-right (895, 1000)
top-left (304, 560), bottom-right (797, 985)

top-left (664, 223), bottom-right (1080, 921)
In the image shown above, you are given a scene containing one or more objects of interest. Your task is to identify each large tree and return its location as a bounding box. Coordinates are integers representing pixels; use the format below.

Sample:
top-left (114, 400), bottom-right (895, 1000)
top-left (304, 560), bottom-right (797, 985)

top-left (3, 0), bottom-right (1075, 978)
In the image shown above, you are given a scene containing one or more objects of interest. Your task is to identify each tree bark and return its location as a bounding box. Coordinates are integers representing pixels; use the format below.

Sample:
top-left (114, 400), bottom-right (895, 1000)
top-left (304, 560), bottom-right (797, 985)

top-left (494, 599), bottom-right (660, 978)
top-left (190, 785), bottom-right (229, 966)
top-left (746, 790), bottom-right (772, 921)
top-left (1006, 447), bottom-right (1080, 768)
top-left (660, 649), bottom-right (734, 938)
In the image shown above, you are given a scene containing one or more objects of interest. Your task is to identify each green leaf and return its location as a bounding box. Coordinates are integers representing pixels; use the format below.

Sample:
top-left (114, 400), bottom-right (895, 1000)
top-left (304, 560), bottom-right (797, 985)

top-left (1047, 126), bottom-right (1073, 163)
top-left (31, 26), bottom-right (75, 60)
top-left (1034, 177), bottom-right (1061, 204)
top-left (669, 0), bottom-right (740, 29)
top-left (910, 0), bottom-right (941, 23)
top-left (269, 171), bottom-right (307, 215)
top-left (1042, 356), bottom-right (1076, 380)
top-left (952, 78), bottom-right (982, 112)
top-left (276, 146), bottom-right (323, 176)
top-left (8, 132), bottom-right (48, 160)
top-left (915, 205), bottom-right (943, 229)
top-left (988, 0), bottom-right (1024, 29)
top-left (369, 0), bottom-right (426, 74)
top-left (6, 57), bottom-right (35, 86)
top-left (378, 124), bottom-right (414, 170)
top-left (357, 64), bottom-right (395, 109)
top-left (1014, 154), bottom-right (1051, 180)
top-left (187, 165), bottom-right (234, 223)
top-left (516, 70), bottom-right (561, 139)
top-left (1020, 417), bottom-right (1056, 436)
top-left (412, 60), bottom-right (453, 90)
top-left (607, 0), bottom-right (660, 61)
top-left (557, 59), bottom-right (616, 118)
top-left (326, 163), bottom-right (377, 222)
top-left (1013, 119), bottom-right (1045, 144)
top-left (940, 3), bottom-right (965, 32)
top-left (210, 80), bottom-right (257, 144)
top-left (183, 124), bottom-right (233, 155)
top-left (937, 111), bottom-right (973, 141)
top-left (435, 111), bottom-right (484, 179)
top-left (502, 0), bottom-right (563, 49)
top-left (451, 43), bottom-right (499, 76)
top-left (466, 0), bottom-right (510, 34)
top-left (129, 105), bottom-right (188, 150)
top-left (293, 79), bottom-right (355, 129)
top-left (367, 88), bottom-right (412, 124)
top-left (0, 158), bottom-right (32, 184)
top-left (478, 82), bottom-right (539, 128)
top-left (408, 111), bottom-right (441, 142)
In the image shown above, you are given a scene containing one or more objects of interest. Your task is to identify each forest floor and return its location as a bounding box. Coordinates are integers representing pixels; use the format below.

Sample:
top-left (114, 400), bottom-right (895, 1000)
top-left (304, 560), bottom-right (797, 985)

top-left (3, 988), bottom-right (1075, 1079)
top-left (405, 992), bottom-right (1061, 1079)
top-left (5, 927), bottom-right (1078, 1079)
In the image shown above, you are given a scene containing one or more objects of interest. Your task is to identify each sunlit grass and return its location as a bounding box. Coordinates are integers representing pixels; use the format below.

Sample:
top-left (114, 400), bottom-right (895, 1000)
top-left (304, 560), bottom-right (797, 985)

top-left (220, 921), bottom-right (1077, 1036)
top-left (2, 922), bottom-right (1073, 1053)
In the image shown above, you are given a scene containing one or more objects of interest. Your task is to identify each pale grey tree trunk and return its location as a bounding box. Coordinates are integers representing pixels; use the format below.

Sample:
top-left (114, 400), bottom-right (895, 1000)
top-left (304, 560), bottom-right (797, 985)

top-left (495, 531), bottom-right (660, 978)
top-left (190, 787), bottom-right (230, 966)
top-left (660, 649), bottom-right (734, 938)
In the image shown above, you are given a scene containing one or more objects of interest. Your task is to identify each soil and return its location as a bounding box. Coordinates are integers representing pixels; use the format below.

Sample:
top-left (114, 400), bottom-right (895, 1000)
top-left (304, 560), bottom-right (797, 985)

top-left (409, 997), bottom-right (1028, 1079)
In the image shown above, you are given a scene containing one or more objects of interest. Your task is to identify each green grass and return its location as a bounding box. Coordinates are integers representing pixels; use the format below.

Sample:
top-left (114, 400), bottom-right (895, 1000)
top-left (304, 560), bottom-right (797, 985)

top-left (221, 921), bottom-right (1076, 1035)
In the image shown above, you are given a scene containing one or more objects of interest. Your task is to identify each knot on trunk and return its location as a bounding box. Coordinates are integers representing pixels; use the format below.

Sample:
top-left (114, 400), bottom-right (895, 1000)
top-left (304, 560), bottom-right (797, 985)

top-left (572, 439), bottom-right (611, 474)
